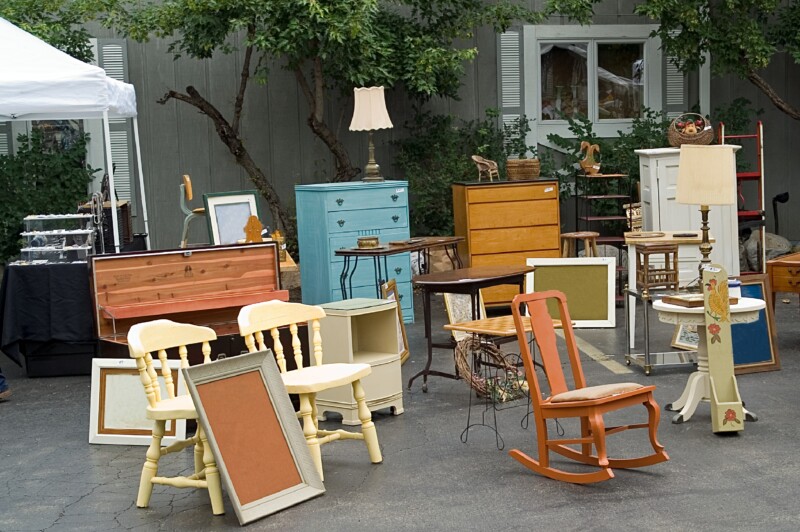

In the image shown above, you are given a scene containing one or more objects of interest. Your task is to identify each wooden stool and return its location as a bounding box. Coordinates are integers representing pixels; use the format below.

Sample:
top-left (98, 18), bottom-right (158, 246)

top-left (635, 243), bottom-right (679, 292)
top-left (560, 231), bottom-right (600, 258)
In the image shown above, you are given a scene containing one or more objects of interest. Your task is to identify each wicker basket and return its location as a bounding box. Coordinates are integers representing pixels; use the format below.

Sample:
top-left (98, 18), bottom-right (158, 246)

top-left (506, 158), bottom-right (541, 181)
top-left (454, 337), bottom-right (527, 402)
top-left (667, 113), bottom-right (714, 147)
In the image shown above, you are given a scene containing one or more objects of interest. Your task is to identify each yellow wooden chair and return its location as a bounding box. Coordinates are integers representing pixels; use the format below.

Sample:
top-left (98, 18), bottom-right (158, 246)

top-left (127, 319), bottom-right (224, 515)
top-left (237, 300), bottom-right (382, 480)
top-left (180, 174), bottom-right (207, 248)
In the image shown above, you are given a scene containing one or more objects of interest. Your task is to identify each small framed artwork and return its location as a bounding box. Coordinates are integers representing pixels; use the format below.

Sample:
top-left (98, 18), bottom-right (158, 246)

top-left (89, 358), bottom-right (186, 446)
top-left (731, 274), bottom-right (780, 374)
top-left (184, 350), bottom-right (324, 525)
top-left (525, 257), bottom-right (616, 328)
top-left (203, 190), bottom-right (261, 245)
top-left (381, 279), bottom-right (410, 364)
top-left (671, 324), bottom-right (699, 351)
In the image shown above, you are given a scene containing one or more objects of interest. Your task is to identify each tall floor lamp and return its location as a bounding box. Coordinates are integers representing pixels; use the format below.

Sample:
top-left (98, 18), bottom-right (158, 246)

top-left (676, 144), bottom-right (738, 272)
top-left (349, 86), bottom-right (393, 182)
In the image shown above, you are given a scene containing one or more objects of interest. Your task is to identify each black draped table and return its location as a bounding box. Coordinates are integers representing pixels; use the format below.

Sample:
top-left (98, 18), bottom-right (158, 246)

top-left (0, 263), bottom-right (96, 376)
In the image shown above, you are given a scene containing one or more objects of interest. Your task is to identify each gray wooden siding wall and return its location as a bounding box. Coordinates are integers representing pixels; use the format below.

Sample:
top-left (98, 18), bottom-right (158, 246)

top-left (95, 8), bottom-right (798, 248)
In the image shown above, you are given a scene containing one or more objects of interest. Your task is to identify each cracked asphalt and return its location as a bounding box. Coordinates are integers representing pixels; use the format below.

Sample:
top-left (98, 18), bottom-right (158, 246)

top-left (1, 294), bottom-right (799, 531)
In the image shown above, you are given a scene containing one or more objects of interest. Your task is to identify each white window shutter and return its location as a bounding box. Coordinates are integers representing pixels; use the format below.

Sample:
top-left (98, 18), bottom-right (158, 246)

top-left (96, 39), bottom-right (135, 211)
top-left (0, 122), bottom-right (10, 156)
top-left (498, 29), bottom-right (523, 128)
top-left (664, 31), bottom-right (687, 118)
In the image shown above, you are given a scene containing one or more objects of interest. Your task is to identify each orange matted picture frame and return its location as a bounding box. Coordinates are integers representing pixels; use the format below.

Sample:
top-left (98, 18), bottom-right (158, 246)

top-left (381, 279), bottom-right (410, 364)
top-left (184, 350), bottom-right (324, 525)
top-left (89, 358), bottom-right (187, 446)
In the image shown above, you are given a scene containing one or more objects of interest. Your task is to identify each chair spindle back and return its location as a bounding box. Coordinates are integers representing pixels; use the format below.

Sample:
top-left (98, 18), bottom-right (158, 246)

top-left (127, 319), bottom-right (217, 408)
top-left (238, 300), bottom-right (326, 373)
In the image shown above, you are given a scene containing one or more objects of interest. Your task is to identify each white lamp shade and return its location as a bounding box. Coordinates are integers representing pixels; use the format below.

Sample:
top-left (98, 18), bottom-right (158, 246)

top-left (676, 144), bottom-right (738, 206)
top-left (349, 86), bottom-right (393, 131)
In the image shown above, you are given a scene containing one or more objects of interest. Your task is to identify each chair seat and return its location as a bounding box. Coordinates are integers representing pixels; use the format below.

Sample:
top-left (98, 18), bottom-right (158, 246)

top-left (282, 363), bottom-right (372, 394)
top-left (550, 382), bottom-right (644, 403)
top-left (146, 394), bottom-right (198, 420)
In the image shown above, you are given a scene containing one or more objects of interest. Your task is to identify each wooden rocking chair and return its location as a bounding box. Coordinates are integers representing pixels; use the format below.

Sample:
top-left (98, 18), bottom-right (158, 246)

top-left (510, 290), bottom-right (669, 484)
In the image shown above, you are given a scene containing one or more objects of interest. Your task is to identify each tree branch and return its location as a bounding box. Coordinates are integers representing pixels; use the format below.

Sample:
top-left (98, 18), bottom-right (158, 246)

top-left (747, 71), bottom-right (800, 120)
top-left (294, 65), bottom-right (315, 111)
top-left (232, 31), bottom-right (255, 135)
top-left (312, 56), bottom-right (324, 122)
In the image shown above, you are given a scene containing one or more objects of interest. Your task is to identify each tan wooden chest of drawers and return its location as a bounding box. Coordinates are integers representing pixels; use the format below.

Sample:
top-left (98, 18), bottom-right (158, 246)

top-left (767, 251), bottom-right (800, 307)
top-left (452, 180), bottom-right (561, 306)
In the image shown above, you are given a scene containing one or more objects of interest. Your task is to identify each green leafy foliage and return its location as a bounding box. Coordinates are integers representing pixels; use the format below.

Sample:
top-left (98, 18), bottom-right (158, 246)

top-left (0, 131), bottom-right (96, 263)
top-left (393, 110), bottom-right (505, 235)
top-left (394, 109), bottom-right (561, 235)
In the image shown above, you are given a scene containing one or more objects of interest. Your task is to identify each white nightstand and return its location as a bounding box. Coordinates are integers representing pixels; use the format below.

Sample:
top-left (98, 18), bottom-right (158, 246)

top-left (314, 298), bottom-right (404, 425)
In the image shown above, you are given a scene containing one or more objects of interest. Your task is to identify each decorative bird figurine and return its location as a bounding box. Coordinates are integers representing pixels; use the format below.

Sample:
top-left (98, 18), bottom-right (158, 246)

top-left (579, 141), bottom-right (601, 175)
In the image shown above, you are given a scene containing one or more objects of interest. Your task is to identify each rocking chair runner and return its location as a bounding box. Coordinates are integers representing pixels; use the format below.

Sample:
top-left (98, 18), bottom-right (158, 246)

top-left (510, 290), bottom-right (669, 484)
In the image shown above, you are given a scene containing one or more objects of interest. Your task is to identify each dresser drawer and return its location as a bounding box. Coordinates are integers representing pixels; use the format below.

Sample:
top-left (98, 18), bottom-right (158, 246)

top-left (466, 181), bottom-right (558, 204)
top-left (470, 249), bottom-right (559, 267)
top-left (470, 227), bottom-right (560, 254)
top-left (468, 199), bottom-right (559, 229)
top-left (327, 207), bottom-right (408, 234)
top-left (329, 230), bottom-right (409, 263)
top-left (329, 254), bottom-right (411, 287)
top-left (324, 187), bottom-right (408, 212)
top-left (771, 272), bottom-right (800, 292)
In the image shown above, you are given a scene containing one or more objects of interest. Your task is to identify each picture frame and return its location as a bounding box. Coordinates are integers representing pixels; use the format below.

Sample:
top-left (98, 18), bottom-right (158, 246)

top-left (525, 257), bottom-right (616, 327)
top-left (443, 292), bottom-right (486, 342)
top-left (381, 279), bottom-right (410, 364)
top-left (89, 358), bottom-right (186, 446)
top-left (183, 350), bottom-right (324, 525)
top-left (203, 190), bottom-right (261, 245)
top-left (731, 274), bottom-right (780, 374)
top-left (671, 324), bottom-right (699, 351)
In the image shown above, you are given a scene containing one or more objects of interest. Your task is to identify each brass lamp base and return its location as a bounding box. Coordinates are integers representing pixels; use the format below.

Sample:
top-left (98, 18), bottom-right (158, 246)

top-left (361, 131), bottom-right (385, 182)
top-left (698, 204), bottom-right (712, 275)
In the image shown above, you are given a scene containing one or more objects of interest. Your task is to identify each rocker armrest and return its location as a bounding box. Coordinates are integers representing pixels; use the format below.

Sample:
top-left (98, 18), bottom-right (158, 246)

top-left (100, 288), bottom-right (290, 320)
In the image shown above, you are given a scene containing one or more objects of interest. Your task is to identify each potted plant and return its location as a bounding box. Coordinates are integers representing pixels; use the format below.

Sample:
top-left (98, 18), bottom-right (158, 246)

top-left (503, 115), bottom-right (540, 180)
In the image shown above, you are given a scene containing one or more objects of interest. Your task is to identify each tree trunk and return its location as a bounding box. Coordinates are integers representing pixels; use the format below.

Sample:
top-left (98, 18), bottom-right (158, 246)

top-left (158, 87), bottom-right (294, 236)
top-left (294, 64), bottom-right (360, 182)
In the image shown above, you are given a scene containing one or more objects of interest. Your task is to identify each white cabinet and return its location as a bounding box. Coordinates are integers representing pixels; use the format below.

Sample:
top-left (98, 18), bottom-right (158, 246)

top-left (636, 148), bottom-right (740, 276)
top-left (314, 298), bottom-right (403, 425)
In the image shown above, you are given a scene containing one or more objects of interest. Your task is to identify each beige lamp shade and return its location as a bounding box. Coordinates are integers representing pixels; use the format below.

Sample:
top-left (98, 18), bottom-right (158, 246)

top-left (676, 144), bottom-right (737, 206)
top-left (349, 87), bottom-right (393, 131)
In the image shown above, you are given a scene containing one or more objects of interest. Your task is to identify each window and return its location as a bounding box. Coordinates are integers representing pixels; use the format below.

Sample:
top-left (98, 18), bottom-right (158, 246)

top-left (499, 25), bottom-right (668, 145)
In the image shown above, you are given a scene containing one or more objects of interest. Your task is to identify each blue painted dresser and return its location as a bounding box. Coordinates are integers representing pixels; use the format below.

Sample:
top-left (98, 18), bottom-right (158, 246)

top-left (295, 181), bottom-right (414, 322)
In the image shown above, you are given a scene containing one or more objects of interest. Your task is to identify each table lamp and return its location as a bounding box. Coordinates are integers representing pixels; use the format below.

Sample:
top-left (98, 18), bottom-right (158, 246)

top-left (676, 144), bottom-right (737, 271)
top-left (349, 86), bottom-right (393, 182)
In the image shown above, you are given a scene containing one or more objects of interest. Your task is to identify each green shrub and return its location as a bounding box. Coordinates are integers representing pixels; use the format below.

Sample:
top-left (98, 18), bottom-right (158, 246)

top-left (394, 109), bottom-right (506, 235)
top-left (0, 130), bottom-right (96, 263)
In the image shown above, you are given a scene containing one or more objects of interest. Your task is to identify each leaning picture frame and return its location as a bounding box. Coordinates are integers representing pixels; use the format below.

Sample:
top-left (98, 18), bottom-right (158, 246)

top-left (203, 190), bottom-right (261, 245)
top-left (89, 358), bottom-right (186, 446)
top-left (525, 257), bottom-right (616, 328)
top-left (670, 324), bottom-right (699, 351)
top-left (381, 279), bottom-right (410, 364)
top-left (731, 274), bottom-right (780, 374)
top-left (183, 350), bottom-right (324, 525)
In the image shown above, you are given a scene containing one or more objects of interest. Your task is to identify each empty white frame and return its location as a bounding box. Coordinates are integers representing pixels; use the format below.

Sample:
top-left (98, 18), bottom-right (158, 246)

top-left (89, 358), bottom-right (187, 445)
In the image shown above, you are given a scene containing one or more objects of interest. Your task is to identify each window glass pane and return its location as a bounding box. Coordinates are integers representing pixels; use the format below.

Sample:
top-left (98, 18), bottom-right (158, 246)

top-left (597, 43), bottom-right (644, 120)
top-left (540, 43), bottom-right (588, 121)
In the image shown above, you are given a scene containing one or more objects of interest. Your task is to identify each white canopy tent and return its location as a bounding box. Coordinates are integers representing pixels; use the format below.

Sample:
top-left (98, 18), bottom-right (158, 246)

top-left (0, 17), bottom-right (150, 252)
